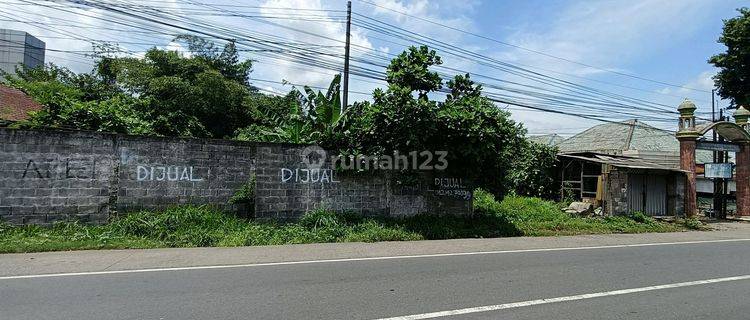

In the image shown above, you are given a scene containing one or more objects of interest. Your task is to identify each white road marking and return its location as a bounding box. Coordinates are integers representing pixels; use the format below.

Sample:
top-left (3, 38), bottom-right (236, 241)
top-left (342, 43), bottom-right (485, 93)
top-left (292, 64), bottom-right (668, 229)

top-left (374, 274), bottom-right (750, 320)
top-left (1, 238), bottom-right (749, 281)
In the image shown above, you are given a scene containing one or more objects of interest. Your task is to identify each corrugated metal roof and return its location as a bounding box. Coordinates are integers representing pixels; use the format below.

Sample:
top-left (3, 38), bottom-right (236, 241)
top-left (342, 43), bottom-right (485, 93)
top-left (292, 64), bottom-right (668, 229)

top-left (559, 152), bottom-right (687, 172)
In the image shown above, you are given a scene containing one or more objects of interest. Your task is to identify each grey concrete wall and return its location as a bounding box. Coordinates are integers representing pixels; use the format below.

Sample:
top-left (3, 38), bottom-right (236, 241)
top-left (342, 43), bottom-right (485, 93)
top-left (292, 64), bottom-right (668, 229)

top-left (0, 129), bottom-right (116, 224)
top-left (0, 128), bottom-right (472, 225)
top-left (115, 135), bottom-right (256, 214)
top-left (254, 144), bottom-right (388, 219)
top-left (0, 128), bottom-right (256, 224)
top-left (254, 145), bottom-right (473, 219)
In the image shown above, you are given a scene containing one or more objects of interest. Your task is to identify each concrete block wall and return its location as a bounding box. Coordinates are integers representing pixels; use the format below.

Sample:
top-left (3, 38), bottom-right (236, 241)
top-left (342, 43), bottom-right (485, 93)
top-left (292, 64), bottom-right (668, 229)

top-left (116, 135), bottom-right (256, 214)
top-left (0, 129), bottom-right (116, 224)
top-left (0, 128), bottom-right (472, 225)
top-left (255, 144), bottom-right (390, 219)
top-left (389, 176), bottom-right (473, 217)
top-left (254, 144), bottom-right (473, 219)
top-left (0, 128), bottom-right (256, 224)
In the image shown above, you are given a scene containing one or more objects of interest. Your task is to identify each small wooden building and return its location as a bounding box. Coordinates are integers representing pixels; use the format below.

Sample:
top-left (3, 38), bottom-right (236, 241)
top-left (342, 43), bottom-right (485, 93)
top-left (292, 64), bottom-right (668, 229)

top-left (559, 152), bottom-right (687, 216)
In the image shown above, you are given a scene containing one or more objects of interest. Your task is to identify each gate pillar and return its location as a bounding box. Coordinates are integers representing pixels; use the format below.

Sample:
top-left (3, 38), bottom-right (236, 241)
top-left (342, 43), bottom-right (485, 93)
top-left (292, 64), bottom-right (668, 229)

top-left (676, 99), bottom-right (699, 217)
top-left (735, 106), bottom-right (750, 216)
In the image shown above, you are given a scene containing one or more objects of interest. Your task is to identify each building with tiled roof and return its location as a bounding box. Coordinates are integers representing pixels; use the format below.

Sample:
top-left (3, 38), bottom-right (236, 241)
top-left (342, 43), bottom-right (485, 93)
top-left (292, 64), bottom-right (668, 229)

top-left (556, 119), bottom-right (730, 195)
top-left (527, 134), bottom-right (565, 147)
top-left (0, 84), bottom-right (42, 122)
top-left (556, 119), bottom-right (714, 166)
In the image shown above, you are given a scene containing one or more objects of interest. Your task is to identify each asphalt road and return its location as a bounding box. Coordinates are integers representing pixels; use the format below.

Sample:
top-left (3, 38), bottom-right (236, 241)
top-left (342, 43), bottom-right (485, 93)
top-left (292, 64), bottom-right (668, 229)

top-left (2, 235), bottom-right (750, 319)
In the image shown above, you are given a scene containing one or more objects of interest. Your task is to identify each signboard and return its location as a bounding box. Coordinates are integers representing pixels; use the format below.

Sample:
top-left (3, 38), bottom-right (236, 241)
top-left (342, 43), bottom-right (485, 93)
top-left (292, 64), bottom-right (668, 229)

top-left (696, 141), bottom-right (741, 153)
top-left (695, 164), bottom-right (704, 175)
top-left (704, 163), bottom-right (733, 179)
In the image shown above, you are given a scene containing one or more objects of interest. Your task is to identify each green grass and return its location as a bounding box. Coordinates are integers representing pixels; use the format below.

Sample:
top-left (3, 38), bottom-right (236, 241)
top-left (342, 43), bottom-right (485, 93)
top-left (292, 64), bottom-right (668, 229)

top-left (0, 191), bottom-right (707, 253)
top-left (473, 189), bottom-right (706, 236)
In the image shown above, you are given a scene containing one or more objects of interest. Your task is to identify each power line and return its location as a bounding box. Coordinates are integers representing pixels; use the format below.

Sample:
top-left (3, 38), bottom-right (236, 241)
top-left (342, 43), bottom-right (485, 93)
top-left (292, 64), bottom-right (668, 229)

top-left (356, 0), bottom-right (711, 93)
top-left (13, 0), bottom-right (686, 131)
top-left (348, 15), bottom-right (685, 120)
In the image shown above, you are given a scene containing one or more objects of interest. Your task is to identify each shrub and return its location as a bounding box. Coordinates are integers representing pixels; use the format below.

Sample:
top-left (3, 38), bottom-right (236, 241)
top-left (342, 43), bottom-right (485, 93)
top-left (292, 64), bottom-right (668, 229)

top-left (0, 194), bottom-right (705, 253)
top-left (507, 141), bottom-right (559, 199)
top-left (229, 175), bottom-right (256, 218)
top-left (472, 188), bottom-right (501, 216)
top-left (343, 221), bottom-right (422, 242)
top-left (682, 218), bottom-right (704, 230)
top-left (228, 175), bottom-right (256, 205)
top-left (299, 208), bottom-right (342, 229)
top-left (388, 214), bottom-right (521, 239)
top-left (629, 211), bottom-right (654, 224)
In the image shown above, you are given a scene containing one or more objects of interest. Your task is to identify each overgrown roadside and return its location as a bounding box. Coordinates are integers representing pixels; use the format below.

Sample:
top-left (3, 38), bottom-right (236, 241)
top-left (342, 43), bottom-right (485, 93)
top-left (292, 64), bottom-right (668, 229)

top-left (0, 190), bottom-right (707, 254)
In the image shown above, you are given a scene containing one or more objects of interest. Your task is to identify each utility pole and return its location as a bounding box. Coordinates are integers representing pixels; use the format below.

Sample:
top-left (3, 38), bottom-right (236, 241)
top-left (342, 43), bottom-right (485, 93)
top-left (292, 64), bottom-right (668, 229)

top-left (712, 89), bottom-right (716, 122)
top-left (712, 89), bottom-right (719, 219)
top-left (342, 0), bottom-right (352, 112)
top-left (717, 108), bottom-right (727, 219)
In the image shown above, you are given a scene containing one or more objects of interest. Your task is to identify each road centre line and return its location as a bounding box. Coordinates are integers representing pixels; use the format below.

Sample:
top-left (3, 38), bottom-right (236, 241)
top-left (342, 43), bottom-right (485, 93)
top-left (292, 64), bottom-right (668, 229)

top-left (2, 238), bottom-right (749, 281)
top-left (373, 274), bottom-right (750, 319)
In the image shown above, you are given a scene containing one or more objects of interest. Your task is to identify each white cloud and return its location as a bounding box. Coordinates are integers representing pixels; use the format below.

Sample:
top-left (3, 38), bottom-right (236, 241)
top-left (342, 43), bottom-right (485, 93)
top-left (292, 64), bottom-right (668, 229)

top-left (497, 0), bottom-right (722, 134)
top-left (679, 70), bottom-right (716, 94)
top-left (0, 0), bottom-right (177, 73)
top-left (250, 0), bottom-right (373, 90)
top-left (165, 41), bottom-right (192, 58)
top-left (369, 0), bottom-right (478, 35)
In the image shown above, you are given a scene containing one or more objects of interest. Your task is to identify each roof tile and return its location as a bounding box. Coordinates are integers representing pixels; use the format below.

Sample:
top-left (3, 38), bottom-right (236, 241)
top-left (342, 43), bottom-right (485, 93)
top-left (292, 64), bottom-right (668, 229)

top-left (0, 84), bottom-right (42, 121)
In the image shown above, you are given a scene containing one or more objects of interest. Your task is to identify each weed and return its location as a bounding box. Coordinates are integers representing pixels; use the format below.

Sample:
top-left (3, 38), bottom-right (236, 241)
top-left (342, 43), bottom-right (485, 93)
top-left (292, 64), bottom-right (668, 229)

top-left (0, 189), bottom-right (702, 253)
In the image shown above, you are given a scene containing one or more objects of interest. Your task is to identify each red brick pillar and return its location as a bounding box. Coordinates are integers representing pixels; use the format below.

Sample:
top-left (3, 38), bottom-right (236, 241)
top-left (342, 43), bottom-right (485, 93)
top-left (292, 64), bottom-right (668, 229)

top-left (677, 99), bottom-right (699, 217)
top-left (737, 143), bottom-right (750, 216)
top-left (680, 139), bottom-right (697, 217)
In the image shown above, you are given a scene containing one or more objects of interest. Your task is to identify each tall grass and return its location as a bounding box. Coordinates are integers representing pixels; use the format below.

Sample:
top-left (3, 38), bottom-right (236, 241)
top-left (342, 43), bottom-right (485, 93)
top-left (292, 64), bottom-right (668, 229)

top-left (474, 188), bottom-right (703, 236)
top-left (0, 190), bottom-right (704, 253)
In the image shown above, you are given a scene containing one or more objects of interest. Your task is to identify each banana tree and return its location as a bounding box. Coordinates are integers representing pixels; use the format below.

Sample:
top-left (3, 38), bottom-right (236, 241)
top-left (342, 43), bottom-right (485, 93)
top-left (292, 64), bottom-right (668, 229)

top-left (300, 74), bottom-right (343, 136)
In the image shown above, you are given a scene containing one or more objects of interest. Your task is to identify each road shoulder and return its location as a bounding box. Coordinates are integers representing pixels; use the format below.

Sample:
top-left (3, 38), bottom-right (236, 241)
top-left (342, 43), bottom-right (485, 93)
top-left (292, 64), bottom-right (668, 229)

top-left (1, 222), bottom-right (748, 277)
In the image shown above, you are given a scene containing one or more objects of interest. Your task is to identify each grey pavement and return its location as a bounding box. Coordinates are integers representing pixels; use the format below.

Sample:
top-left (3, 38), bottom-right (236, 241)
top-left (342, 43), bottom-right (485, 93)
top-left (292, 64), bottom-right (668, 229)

top-left (1, 222), bottom-right (749, 319)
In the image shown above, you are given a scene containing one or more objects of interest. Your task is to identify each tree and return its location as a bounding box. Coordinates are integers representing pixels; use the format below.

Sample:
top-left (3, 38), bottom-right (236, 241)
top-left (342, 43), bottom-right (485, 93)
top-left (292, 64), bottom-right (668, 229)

top-left (173, 35), bottom-right (254, 87)
top-left (709, 7), bottom-right (750, 106)
top-left (4, 35), bottom-right (267, 138)
top-left (93, 36), bottom-right (257, 138)
top-left (234, 75), bottom-right (347, 145)
top-left (507, 141), bottom-right (559, 199)
top-left (4, 64), bottom-right (152, 134)
top-left (385, 46), bottom-right (443, 99)
top-left (341, 46), bottom-right (529, 197)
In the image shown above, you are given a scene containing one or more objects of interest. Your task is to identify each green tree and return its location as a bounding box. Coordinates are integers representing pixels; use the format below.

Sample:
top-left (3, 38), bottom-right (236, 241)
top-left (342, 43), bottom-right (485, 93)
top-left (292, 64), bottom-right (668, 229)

top-left (173, 35), bottom-right (254, 87)
top-left (234, 75), bottom-right (346, 145)
top-left (507, 141), bottom-right (559, 199)
top-left (96, 37), bottom-right (257, 138)
top-left (4, 36), bottom-right (268, 138)
top-left (709, 7), bottom-right (750, 105)
top-left (4, 64), bottom-right (152, 134)
top-left (341, 46), bottom-right (528, 197)
top-left (235, 94), bottom-right (314, 144)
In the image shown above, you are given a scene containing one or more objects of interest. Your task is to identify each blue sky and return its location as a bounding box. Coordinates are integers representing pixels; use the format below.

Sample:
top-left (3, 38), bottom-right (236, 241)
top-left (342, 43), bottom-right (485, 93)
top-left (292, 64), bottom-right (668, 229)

top-left (0, 0), bottom-right (746, 135)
